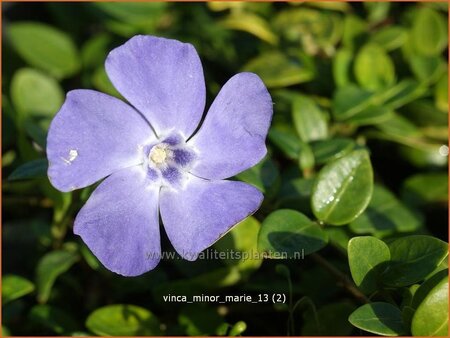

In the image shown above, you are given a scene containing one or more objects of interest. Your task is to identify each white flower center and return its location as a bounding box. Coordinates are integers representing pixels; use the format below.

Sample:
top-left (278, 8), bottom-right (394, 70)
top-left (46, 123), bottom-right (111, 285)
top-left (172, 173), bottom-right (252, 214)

top-left (149, 145), bottom-right (168, 165)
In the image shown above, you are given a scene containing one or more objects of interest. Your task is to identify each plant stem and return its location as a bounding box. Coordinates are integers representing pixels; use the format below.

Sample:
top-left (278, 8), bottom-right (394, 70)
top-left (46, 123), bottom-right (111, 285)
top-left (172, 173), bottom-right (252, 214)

top-left (311, 253), bottom-right (369, 304)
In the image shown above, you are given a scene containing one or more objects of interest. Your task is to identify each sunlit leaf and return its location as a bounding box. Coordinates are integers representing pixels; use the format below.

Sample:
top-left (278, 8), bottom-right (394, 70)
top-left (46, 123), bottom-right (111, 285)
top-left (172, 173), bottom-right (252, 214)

top-left (311, 150), bottom-right (373, 225)
top-left (86, 304), bottom-right (161, 336)
top-left (2, 275), bottom-right (34, 305)
top-left (349, 302), bottom-right (406, 336)
top-left (348, 236), bottom-right (390, 294)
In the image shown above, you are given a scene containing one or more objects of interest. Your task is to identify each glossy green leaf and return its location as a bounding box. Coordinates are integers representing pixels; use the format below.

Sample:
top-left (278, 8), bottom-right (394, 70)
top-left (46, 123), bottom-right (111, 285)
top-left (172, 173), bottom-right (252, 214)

top-left (244, 50), bottom-right (315, 88)
top-left (8, 159), bottom-right (48, 181)
top-left (86, 304), bottom-right (161, 336)
top-left (332, 85), bottom-right (373, 120)
top-left (382, 235), bottom-right (448, 287)
top-left (354, 44), bottom-right (395, 91)
top-left (2, 275), bottom-right (35, 305)
top-left (349, 302), bottom-right (406, 336)
top-left (348, 237), bottom-right (390, 294)
top-left (36, 249), bottom-right (78, 303)
top-left (412, 269), bottom-right (448, 310)
top-left (411, 7), bottom-right (448, 56)
top-left (371, 26), bottom-right (407, 51)
top-left (219, 13), bottom-right (278, 45)
top-left (29, 304), bottom-right (78, 335)
top-left (292, 95), bottom-right (328, 142)
top-left (411, 276), bottom-right (448, 336)
top-left (11, 68), bottom-right (63, 118)
top-left (258, 209), bottom-right (328, 257)
top-left (311, 150), bottom-right (374, 225)
top-left (401, 173), bottom-right (448, 207)
top-left (7, 22), bottom-right (80, 78)
top-left (350, 185), bottom-right (423, 236)
top-left (310, 138), bottom-right (355, 164)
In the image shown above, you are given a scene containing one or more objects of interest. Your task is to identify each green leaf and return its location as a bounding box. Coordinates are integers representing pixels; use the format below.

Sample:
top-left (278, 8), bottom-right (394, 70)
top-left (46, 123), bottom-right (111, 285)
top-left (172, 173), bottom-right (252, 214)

top-left (364, 2), bottom-right (391, 24)
top-left (244, 50), bottom-right (315, 88)
top-left (348, 237), bottom-right (390, 294)
top-left (219, 13), bottom-right (278, 45)
top-left (178, 305), bottom-right (224, 336)
top-left (29, 304), bottom-right (78, 335)
top-left (215, 216), bottom-right (262, 273)
top-left (277, 177), bottom-right (314, 213)
top-left (81, 34), bottom-right (111, 69)
top-left (7, 22), bottom-right (80, 79)
top-left (268, 124), bottom-right (301, 159)
top-left (2, 275), bottom-right (34, 305)
top-left (8, 159), bottom-right (48, 181)
top-left (258, 209), bottom-right (328, 257)
top-left (292, 95), bottom-right (328, 142)
top-left (435, 72), bottom-right (448, 112)
top-left (380, 79), bottom-right (427, 110)
top-left (412, 269), bottom-right (448, 310)
top-left (411, 275), bottom-right (448, 336)
top-left (235, 156), bottom-right (279, 195)
top-left (310, 138), bottom-right (355, 164)
top-left (93, 2), bottom-right (167, 28)
top-left (409, 55), bottom-right (446, 84)
top-left (376, 113), bottom-right (421, 138)
top-left (371, 26), bottom-right (408, 51)
top-left (36, 249), bottom-right (78, 303)
top-left (349, 185), bottom-right (423, 236)
top-left (411, 7), bottom-right (448, 56)
top-left (349, 302), bottom-right (406, 336)
top-left (346, 106), bottom-right (393, 126)
top-left (311, 150), bottom-right (374, 225)
top-left (333, 48), bottom-right (353, 87)
top-left (401, 173), bottom-right (448, 207)
top-left (354, 43), bottom-right (395, 91)
top-left (332, 85), bottom-right (373, 120)
top-left (86, 304), bottom-right (161, 336)
top-left (92, 66), bottom-right (122, 98)
top-left (11, 68), bottom-right (64, 119)
top-left (382, 235), bottom-right (448, 287)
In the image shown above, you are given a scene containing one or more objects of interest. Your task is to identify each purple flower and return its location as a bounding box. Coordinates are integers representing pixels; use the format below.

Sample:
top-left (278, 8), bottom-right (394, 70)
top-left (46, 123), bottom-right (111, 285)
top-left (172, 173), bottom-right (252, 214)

top-left (46, 35), bottom-right (273, 276)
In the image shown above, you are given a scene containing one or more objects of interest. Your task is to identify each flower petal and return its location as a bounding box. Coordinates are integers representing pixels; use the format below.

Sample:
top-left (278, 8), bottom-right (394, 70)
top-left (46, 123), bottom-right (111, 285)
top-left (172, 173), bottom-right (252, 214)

top-left (74, 167), bottom-right (160, 276)
top-left (47, 89), bottom-right (154, 192)
top-left (105, 35), bottom-right (205, 138)
top-left (188, 72), bottom-right (273, 179)
top-left (159, 175), bottom-right (263, 260)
